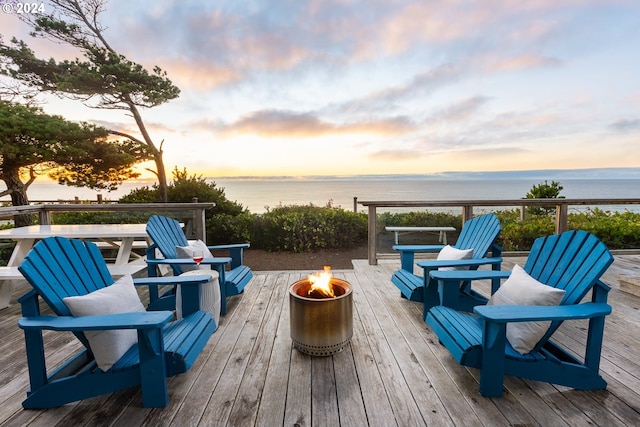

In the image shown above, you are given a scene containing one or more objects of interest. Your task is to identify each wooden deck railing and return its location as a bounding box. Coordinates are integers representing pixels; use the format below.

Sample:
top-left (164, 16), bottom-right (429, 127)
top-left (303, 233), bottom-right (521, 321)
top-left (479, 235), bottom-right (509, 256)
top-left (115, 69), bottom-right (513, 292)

top-left (0, 202), bottom-right (215, 241)
top-left (358, 198), bottom-right (640, 265)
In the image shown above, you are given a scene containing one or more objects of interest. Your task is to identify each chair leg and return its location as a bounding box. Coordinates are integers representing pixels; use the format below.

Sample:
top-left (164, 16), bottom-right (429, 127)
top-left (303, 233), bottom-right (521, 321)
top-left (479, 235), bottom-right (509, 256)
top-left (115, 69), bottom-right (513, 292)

top-left (216, 266), bottom-right (228, 315)
top-left (479, 321), bottom-right (507, 397)
top-left (137, 328), bottom-right (168, 407)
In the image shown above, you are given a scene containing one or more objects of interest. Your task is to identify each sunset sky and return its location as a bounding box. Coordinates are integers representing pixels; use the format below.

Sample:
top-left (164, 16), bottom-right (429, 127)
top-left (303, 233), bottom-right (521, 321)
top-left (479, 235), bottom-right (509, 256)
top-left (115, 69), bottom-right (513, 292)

top-left (1, 0), bottom-right (639, 179)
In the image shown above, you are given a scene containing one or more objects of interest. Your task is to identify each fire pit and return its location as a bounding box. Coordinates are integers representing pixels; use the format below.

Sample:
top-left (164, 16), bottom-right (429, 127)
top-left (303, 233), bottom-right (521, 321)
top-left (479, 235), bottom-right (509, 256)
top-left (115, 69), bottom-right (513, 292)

top-left (289, 267), bottom-right (353, 356)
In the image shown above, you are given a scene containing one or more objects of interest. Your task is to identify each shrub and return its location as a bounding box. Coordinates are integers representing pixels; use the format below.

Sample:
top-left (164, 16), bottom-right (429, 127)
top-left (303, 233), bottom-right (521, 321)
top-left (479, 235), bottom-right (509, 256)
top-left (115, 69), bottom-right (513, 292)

top-left (497, 210), bottom-right (556, 251)
top-left (378, 211), bottom-right (460, 229)
top-left (524, 180), bottom-right (565, 216)
top-left (55, 167), bottom-right (247, 227)
top-left (250, 205), bottom-right (368, 252)
top-left (568, 208), bottom-right (640, 249)
top-left (207, 212), bottom-right (254, 244)
top-left (119, 167), bottom-right (245, 218)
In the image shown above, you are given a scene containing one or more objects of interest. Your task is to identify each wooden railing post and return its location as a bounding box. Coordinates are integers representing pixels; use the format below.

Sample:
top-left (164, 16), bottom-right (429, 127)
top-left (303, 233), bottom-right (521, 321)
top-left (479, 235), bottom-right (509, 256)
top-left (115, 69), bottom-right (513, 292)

top-left (462, 205), bottom-right (474, 225)
top-left (555, 203), bottom-right (568, 234)
top-left (368, 205), bottom-right (377, 265)
top-left (38, 207), bottom-right (51, 225)
top-left (192, 201), bottom-right (207, 243)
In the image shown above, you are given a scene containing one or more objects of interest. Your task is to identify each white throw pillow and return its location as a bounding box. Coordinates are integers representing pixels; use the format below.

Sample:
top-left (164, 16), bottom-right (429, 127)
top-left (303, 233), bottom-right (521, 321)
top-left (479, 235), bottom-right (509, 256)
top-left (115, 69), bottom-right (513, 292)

top-left (176, 240), bottom-right (214, 272)
top-left (176, 270), bottom-right (221, 326)
top-left (437, 245), bottom-right (474, 271)
top-left (488, 264), bottom-right (566, 354)
top-left (63, 275), bottom-right (146, 371)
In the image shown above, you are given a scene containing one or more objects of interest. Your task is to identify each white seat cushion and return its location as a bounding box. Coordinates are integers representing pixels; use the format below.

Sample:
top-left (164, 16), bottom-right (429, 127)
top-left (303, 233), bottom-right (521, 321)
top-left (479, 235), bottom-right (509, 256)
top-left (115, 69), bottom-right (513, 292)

top-left (437, 245), bottom-right (474, 271)
top-left (63, 275), bottom-right (145, 371)
top-left (488, 264), bottom-right (566, 354)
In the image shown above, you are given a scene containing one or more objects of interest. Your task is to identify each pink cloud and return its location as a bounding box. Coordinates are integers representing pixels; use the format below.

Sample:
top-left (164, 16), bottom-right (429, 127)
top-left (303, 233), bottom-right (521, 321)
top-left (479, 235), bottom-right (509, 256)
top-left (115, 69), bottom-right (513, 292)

top-left (218, 110), bottom-right (416, 138)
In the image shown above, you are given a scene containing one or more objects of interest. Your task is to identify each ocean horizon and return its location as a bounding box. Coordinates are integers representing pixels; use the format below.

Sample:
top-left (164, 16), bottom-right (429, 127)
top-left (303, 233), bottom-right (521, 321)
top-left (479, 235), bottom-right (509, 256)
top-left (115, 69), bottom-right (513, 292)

top-left (3, 168), bottom-right (640, 214)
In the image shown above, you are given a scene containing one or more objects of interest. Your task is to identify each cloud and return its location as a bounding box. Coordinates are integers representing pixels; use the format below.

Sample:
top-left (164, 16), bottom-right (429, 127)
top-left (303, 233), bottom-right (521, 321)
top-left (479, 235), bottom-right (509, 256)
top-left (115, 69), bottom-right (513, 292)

top-left (608, 118), bottom-right (640, 132)
top-left (433, 96), bottom-right (492, 122)
top-left (328, 63), bottom-right (464, 116)
top-left (483, 54), bottom-right (562, 73)
top-left (163, 59), bottom-right (244, 91)
top-left (217, 110), bottom-right (416, 138)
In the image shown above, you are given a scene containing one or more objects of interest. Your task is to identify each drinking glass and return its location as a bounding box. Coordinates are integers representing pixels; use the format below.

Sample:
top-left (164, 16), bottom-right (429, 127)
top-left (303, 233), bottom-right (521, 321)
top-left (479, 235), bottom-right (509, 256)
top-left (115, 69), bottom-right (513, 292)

top-left (192, 249), bottom-right (204, 266)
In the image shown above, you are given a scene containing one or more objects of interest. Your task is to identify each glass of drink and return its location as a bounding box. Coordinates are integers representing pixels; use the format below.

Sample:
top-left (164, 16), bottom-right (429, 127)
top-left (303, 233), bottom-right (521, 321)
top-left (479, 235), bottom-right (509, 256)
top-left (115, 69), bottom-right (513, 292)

top-left (193, 249), bottom-right (204, 266)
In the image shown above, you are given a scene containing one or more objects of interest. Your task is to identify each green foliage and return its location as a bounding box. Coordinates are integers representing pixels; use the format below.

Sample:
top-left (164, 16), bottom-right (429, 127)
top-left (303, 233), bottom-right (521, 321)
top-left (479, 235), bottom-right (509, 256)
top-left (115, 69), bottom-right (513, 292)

top-left (52, 210), bottom-right (150, 225)
top-left (250, 205), bottom-right (368, 252)
top-left (0, 33), bottom-right (179, 110)
top-left (0, 99), bottom-right (147, 225)
top-left (166, 168), bottom-right (245, 217)
top-left (568, 208), bottom-right (640, 249)
top-left (207, 212), bottom-right (254, 244)
top-left (495, 210), bottom-right (556, 251)
top-left (494, 208), bottom-right (640, 251)
top-left (58, 167), bottom-right (246, 227)
top-left (118, 167), bottom-right (245, 217)
top-left (525, 180), bottom-right (565, 216)
top-left (378, 211), bottom-right (460, 231)
top-left (118, 185), bottom-right (159, 203)
top-left (0, 101), bottom-right (146, 189)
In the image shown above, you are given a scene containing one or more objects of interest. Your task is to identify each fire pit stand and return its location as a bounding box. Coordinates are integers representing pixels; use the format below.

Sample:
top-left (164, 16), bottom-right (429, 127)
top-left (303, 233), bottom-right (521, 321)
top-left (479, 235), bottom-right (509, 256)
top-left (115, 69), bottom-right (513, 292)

top-left (289, 278), bottom-right (353, 356)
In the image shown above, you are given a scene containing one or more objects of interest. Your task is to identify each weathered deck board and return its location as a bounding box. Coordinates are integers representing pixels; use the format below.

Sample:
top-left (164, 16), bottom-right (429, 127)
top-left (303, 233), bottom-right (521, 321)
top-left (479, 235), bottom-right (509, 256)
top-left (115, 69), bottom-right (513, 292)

top-left (1, 255), bottom-right (639, 426)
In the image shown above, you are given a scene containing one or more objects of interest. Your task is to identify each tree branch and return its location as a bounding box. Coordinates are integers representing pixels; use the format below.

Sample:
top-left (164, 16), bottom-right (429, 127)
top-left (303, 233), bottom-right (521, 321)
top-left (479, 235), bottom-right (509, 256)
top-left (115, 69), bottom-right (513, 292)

top-left (107, 129), bottom-right (144, 145)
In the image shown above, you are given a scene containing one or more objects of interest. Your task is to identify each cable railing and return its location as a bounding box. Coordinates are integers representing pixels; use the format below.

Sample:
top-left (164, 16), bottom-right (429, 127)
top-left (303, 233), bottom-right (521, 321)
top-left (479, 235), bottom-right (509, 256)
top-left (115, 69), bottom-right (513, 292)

top-left (358, 198), bottom-right (640, 265)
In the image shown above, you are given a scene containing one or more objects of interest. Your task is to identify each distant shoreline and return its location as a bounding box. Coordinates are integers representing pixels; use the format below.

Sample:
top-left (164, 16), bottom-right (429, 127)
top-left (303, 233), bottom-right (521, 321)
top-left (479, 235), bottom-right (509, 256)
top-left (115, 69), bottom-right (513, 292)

top-left (7, 171), bottom-right (640, 215)
top-left (205, 167), bottom-right (640, 181)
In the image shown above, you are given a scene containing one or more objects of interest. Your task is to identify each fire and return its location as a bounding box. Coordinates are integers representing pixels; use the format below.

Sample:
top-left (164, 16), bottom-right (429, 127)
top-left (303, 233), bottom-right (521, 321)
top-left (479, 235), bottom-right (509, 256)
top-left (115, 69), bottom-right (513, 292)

top-left (307, 266), bottom-right (335, 298)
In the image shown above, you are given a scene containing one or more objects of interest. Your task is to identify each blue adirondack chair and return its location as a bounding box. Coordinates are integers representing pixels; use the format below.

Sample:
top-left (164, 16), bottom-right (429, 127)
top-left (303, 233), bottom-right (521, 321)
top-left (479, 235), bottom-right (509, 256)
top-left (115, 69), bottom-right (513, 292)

top-left (17, 237), bottom-right (217, 408)
top-left (145, 215), bottom-right (253, 315)
top-left (426, 230), bottom-right (614, 397)
top-left (391, 213), bottom-right (503, 319)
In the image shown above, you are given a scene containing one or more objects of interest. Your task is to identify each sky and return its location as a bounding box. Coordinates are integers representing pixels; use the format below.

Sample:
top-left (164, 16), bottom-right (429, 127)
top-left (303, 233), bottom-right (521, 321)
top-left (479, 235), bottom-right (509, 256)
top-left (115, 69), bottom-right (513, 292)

top-left (1, 0), bottom-right (639, 180)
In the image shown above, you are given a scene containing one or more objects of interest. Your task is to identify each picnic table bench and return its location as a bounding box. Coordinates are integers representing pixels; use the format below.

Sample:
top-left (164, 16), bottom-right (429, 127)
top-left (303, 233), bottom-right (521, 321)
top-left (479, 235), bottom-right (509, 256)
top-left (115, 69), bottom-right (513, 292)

top-left (385, 226), bottom-right (456, 245)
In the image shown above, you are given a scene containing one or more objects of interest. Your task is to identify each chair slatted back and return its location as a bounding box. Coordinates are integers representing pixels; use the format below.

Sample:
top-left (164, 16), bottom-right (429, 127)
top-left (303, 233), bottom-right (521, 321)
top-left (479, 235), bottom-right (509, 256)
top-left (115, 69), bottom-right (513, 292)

top-left (146, 215), bottom-right (190, 260)
top-left (454, 213), bottom-right (502, 258)
top-left (18, 237), bottom-right (114, 317)
top-left (523, 230), bottom-right (613, 348)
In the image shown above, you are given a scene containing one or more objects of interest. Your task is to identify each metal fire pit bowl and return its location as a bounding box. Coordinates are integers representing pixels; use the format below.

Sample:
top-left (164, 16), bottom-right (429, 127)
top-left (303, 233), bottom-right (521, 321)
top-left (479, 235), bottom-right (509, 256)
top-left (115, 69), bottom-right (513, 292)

top-left (289, 278), bottom-right (353, 356)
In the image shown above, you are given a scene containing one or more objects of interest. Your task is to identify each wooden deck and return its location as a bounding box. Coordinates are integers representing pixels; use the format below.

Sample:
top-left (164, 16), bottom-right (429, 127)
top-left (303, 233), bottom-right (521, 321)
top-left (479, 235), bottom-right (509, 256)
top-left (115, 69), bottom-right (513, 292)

top-left (1, 255), bottom-right (640, 426)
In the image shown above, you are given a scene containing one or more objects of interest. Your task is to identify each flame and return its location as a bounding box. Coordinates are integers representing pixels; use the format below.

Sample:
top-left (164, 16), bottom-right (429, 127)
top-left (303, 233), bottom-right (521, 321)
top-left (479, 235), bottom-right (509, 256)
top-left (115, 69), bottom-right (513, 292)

top-left (307, 266), bottom-right (335, 298)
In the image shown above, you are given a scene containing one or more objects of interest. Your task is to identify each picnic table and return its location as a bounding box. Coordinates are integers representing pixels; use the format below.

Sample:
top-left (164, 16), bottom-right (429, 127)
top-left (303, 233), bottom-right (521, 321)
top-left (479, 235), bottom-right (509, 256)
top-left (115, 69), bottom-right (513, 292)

top-left (0, 224), bottom-right (149, 309)
top-left (385, 226), bottom-right (456, 245)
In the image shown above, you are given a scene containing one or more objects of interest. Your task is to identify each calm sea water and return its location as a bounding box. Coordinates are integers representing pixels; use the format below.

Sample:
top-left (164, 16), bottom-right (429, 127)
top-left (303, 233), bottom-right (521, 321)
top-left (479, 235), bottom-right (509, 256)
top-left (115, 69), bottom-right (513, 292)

top-left (8, 176), bottom-right (640, 214)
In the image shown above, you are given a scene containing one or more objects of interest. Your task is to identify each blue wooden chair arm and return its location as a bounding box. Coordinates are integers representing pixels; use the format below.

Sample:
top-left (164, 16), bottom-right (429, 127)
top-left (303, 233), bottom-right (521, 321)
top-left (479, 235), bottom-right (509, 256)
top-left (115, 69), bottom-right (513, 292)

top-left (474, 302), bottom-right (612, 322)
top-left (135, 274), bottom-right (214, 316)
top-left (208, 243), bottom-right (249, 269)
top-left (392, 244), bottom-right (444, 252)
top-left (393, 245), bottom-right (445, 271)
top-left (429, 268), bottom-right (509, 281)
top-left (419, 260), bottom-right (507, 314)
top-left (18, 311), bottom-right (174, 332)
top-left (208, 243), bottom-right (250, 250)
top-left (419, 257), bottom-right (503, 271)
top-left (145, 257), bottom-right (232, 267)
top-left (134, 274), bottom-right (214, 287)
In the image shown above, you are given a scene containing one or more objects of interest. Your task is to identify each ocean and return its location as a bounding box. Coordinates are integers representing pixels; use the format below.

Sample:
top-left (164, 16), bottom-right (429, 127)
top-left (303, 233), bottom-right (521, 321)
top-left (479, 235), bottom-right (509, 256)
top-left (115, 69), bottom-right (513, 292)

top-left (6, 174), bottom-right (640, 215)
